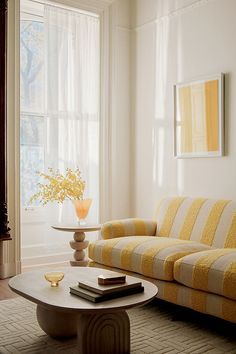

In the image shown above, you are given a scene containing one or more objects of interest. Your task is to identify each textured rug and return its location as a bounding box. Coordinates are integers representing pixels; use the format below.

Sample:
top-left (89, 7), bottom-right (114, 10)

top-left (0, 297), bottom-right (236, 354)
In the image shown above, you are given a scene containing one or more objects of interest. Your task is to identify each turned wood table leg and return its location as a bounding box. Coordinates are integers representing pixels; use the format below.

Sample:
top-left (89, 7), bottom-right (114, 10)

top-left (77, 310), bottom-right (130, 354)
top-left (70, 232), bottom-right (89, 266)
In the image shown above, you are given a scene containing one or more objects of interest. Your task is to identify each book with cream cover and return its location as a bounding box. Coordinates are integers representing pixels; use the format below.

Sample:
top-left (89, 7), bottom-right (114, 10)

top-left (98, 272), bottom-right (126, 285)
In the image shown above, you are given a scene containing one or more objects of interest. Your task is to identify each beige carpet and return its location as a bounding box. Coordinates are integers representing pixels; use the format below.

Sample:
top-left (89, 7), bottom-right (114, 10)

top-left (0, 297), bottom-right (236, 354)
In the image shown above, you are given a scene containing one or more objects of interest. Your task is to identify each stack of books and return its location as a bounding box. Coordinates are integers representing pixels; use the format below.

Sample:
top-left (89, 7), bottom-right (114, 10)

top-left (69, 272), bottom-right (144, 303)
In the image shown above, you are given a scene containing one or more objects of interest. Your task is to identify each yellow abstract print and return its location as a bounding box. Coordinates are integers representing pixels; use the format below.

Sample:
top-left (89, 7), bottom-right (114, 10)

top-left (175, 75), bottom-right (223, 157)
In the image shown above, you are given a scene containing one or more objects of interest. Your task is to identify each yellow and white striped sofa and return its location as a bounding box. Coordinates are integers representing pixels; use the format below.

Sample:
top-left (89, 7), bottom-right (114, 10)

top-left (88, 197), bottom-right (236, 323)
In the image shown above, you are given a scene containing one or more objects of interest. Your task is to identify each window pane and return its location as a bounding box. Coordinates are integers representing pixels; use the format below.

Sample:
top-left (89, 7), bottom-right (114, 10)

top-left (20, 114), bottom-right (44, 145)
top-left (20, 115), bottom-right (45, 207)
top-left (20, 21), bottom-right (44, 113)
top-left (20, 146), bottom-right (44, 207)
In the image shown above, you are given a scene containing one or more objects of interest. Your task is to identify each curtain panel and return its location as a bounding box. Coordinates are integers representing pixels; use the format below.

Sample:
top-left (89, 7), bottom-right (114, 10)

top-left (44, 5), bottom-right (100, 224)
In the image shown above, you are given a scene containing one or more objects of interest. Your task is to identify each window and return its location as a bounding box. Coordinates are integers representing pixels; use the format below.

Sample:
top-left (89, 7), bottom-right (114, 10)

top-left (20, 0), bottom-right (100, 267)
top-left (20, 19), bottom-right (45, 207)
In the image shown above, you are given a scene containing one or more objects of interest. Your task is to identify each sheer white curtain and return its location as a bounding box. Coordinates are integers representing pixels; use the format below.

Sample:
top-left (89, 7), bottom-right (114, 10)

top-left (44, 5), bottom-right (100, 225)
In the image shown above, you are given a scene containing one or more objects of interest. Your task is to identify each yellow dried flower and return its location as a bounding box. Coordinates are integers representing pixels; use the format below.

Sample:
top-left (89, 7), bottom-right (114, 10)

top-left (30, 168), bottom-right (86, 205)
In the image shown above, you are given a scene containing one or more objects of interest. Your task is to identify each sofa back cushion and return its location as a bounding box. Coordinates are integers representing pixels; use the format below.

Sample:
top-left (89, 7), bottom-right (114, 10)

top-left (155, 197), bottom-right (236, 248)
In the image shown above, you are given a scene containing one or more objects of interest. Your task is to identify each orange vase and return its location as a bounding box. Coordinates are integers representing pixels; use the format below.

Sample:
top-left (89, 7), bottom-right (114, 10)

top-left (73, 199), bottom-right (92, 224)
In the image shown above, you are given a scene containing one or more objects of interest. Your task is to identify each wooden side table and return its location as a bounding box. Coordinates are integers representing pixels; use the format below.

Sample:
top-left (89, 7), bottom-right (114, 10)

top-left (52, 224), bottom-right (101, 266)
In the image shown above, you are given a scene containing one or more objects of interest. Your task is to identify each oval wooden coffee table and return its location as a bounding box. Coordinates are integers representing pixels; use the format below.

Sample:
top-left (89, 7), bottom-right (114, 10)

top-left (9, 267), bottom-right (157, 354)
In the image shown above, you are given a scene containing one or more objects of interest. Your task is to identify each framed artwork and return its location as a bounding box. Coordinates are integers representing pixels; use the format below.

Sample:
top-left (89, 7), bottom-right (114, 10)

top-left (174, 73), bottom-right (224, 158)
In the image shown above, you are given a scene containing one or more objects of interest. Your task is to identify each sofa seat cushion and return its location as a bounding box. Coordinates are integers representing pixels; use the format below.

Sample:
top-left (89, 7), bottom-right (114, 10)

top-left (174, 248), bottom-right (236, 301)
top-left (88, 236), bottom-right (211, 281)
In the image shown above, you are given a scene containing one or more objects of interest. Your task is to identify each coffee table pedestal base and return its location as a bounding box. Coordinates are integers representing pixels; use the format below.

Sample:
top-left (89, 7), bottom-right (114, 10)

top-left (36, 306), bottom-right (130, 353)
top-left (77, 310), bottom-right (130, 354)
top-left (36, 305), bottom-right (77, 338)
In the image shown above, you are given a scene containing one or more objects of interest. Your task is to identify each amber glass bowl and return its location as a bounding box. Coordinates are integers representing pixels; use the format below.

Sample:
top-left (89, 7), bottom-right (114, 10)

top-left (44, 272), bottom-right (64, 287)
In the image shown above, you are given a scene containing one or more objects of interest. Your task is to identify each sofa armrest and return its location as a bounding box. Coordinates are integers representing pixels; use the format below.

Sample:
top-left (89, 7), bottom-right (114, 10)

top-left (101, 218), bottom-right (157, 239)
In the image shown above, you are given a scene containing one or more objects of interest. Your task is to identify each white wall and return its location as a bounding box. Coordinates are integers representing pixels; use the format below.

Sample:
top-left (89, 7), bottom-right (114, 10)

top-left (131, 0), bottom-right (236, 218)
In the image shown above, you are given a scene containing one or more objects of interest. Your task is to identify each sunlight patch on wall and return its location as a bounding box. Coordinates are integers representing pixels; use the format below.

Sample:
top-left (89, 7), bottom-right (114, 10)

top-left (155, 17), bottom-right (169, 118)
top-left (153, 17), bottom-right (170, 189)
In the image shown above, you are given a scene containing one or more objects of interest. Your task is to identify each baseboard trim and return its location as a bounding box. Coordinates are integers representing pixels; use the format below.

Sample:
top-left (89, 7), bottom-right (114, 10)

top-left (21, 252), bottom-right (72, 268)
top-left (22, 260), bottom-right (70, 272)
